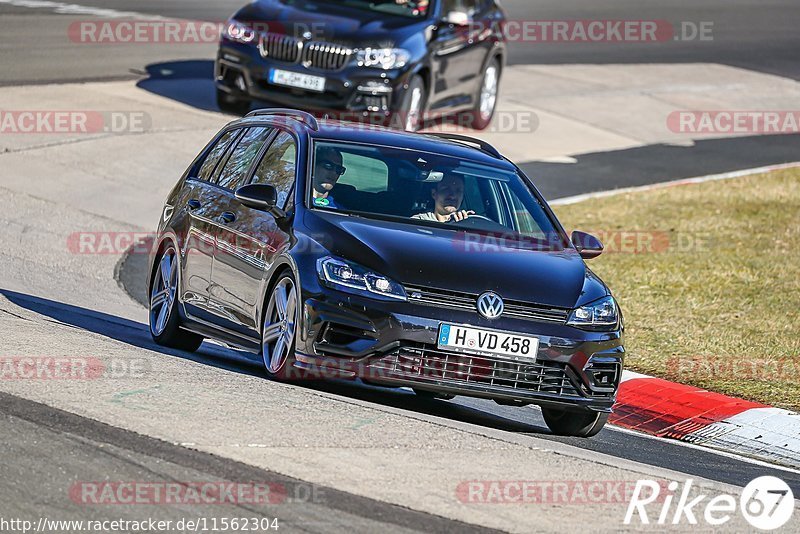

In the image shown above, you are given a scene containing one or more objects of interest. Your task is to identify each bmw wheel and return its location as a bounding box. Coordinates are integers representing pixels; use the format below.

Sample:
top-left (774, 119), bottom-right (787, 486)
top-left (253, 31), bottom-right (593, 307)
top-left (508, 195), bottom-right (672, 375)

top-left (395, 75), bottom-right (427, 132)
top-left (149, 246), bottom-right (203, 352)
top-left (462, 58), bottom-right (500, 130)
top-left (261, 273), bottom-right (300, 380)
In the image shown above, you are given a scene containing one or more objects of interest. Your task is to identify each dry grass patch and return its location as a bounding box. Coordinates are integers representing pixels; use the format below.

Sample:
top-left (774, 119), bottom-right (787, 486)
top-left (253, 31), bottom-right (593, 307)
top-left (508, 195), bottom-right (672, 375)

top-left (553, 168), bottom-right (800, 410)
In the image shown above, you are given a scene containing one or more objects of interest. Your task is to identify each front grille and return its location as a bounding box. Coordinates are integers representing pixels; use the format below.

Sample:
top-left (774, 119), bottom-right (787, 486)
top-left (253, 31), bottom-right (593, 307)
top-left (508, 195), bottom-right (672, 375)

top-left (369, 344), bottom-right (582, 397)
top-left (301, 41), bottom-right (353, 71)
top-left (405, 285), bottom-right (570, 324)
top-left (257, 33), bottom-right (352, 71)
top-left (258, 32), bottom-right (302, 63)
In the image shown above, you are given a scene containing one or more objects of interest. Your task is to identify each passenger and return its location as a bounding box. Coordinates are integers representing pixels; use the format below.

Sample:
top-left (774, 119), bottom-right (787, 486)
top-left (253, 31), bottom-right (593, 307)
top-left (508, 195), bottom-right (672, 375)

top-left (412, 172), bottom-right (475, 222)
top-left (311, 146), bottom-right (346, 208)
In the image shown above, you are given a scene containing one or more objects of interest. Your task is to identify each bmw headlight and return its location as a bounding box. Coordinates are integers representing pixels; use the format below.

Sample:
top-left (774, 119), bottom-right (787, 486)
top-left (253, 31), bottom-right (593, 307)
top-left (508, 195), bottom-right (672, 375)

top-left (356, 48), bottom-right (411, 70)
top-left (317, 257), bottom-right (406, 301)
top-left (567, 296), bottom-right (619, 330)
top-left (224, 19), bottom-right (257, 44)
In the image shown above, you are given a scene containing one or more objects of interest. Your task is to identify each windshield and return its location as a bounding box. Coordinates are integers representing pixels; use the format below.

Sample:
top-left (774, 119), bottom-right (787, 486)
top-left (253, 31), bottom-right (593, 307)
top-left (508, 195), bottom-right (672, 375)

top-left (309, 141), bottom-right (566, 251)
top-left (288, 0), bottom-right (430, 18)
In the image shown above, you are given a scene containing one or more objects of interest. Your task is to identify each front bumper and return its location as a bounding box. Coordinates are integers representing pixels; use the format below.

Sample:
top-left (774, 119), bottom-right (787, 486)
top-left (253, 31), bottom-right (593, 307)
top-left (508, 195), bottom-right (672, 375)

top-left (293, 284), bottom-right (624, 413)
top-left (215, 42), bottom-right (415, 116)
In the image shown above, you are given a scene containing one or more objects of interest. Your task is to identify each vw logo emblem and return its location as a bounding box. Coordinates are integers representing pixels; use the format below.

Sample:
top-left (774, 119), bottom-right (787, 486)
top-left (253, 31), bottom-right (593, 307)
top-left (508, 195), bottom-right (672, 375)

top-left (477, 292), bottom-right (504, 319)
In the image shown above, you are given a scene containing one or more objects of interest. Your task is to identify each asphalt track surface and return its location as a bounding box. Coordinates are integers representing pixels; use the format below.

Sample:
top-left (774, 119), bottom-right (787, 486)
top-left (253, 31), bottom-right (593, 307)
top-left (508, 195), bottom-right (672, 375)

top-left (2, 0), bottom-right (800, 531)
top-left (2, 0), bottom-right (799, 83)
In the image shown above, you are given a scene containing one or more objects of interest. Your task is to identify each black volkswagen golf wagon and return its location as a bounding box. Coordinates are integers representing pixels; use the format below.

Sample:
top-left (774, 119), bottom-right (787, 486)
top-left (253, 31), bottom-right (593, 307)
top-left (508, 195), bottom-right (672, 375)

top-left (147, 109), bottom-right (624, 437)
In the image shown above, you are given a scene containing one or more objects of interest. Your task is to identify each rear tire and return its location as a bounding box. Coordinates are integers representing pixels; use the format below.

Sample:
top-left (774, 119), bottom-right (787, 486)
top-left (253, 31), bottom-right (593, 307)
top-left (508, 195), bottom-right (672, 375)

top-left (216, 88), bottom-right (251, 116)
top-left (541, 407), bottom-right (608, 438)
top-left (149, 246), bottom-right (204, 352)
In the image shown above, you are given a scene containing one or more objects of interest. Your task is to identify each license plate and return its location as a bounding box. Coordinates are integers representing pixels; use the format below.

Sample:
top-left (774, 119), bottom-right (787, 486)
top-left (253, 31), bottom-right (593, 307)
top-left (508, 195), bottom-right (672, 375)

top-left (268, 69), bottom-right (326, 92)
top-left (437, 323), bottom-right (539, 360)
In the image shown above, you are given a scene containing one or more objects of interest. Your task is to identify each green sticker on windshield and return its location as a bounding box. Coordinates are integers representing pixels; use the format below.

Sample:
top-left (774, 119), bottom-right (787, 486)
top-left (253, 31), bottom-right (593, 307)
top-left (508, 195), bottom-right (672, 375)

top-left (313, 197), bottom-right (330, 207)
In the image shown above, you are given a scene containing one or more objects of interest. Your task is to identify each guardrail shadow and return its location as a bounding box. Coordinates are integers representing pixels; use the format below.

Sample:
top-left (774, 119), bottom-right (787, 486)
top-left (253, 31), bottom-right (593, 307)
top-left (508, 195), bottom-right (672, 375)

top-left (0, 288), bottom-right (549, 435)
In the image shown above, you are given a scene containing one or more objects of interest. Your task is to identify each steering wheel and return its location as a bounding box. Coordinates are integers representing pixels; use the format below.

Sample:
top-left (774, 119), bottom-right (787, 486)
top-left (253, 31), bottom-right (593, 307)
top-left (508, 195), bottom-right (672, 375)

top-left (450, 214), bottom-right (508, 232)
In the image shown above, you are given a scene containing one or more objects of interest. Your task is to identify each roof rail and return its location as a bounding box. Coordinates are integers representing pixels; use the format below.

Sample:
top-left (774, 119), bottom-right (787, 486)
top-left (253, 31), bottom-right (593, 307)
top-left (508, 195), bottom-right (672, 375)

top-left (246, 108), bottom-right (320, 131)
top-left (426, 133), bottom-right (502, 159)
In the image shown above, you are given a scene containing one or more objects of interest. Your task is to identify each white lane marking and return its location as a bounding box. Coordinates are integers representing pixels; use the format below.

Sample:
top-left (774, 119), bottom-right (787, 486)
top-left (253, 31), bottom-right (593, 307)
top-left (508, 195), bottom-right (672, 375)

top-left (608, 424), bottom-right (800, 476)
top-left (0, 0), bottom-right (161, 19)
top-left (551, 161), bottom-right (800, 205)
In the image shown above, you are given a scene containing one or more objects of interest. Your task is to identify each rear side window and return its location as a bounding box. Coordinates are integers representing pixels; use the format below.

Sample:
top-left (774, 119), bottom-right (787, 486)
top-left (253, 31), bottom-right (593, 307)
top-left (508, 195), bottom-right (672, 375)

top-left (251, 131), bottom-right (297, 208)
top-left (196, 129), bottom-right (239, 182)
top-left (336, 153), bottom-right (389, 193)
top-left (216, 127), bottom-right (273, 190)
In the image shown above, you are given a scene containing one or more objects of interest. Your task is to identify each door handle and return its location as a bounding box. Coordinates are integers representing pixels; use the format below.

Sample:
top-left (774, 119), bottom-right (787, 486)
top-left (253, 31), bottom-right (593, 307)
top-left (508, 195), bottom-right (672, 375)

top-left (219, 211), bottom-right (236, 224)
top-left (187, 199), bottom-right (202, 211)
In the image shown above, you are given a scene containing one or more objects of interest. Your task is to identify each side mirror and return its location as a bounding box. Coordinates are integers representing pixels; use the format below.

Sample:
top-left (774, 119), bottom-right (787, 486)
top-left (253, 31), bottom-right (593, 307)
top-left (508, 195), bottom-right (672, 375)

top-left (572, 231), bottom-right (604, 260)
top-left (235, 183), bottom-right (282, 215)
top-left (444, 10), bottom-right (470, 26)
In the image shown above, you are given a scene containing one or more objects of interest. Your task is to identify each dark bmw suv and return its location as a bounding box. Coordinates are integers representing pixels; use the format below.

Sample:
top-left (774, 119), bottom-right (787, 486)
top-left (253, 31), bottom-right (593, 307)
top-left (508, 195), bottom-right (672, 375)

top-left (147, 109), bottom-right (624, 437)
top-left (215, 0), bottom-right (507, 131)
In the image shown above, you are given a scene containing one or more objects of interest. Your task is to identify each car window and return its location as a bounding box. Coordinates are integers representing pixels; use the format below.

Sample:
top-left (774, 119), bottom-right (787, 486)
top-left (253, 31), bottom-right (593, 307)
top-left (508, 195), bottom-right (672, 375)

top-left (196, 129), bottom-right (239, 182)
top-left (251, 131), bottom-right (297, 209)
top-left (309, 141), bottom-right (563, 249)
top-left (336, 153), bottom-right (389, 193)
top-left (215, 127), bottom-right (273, 190)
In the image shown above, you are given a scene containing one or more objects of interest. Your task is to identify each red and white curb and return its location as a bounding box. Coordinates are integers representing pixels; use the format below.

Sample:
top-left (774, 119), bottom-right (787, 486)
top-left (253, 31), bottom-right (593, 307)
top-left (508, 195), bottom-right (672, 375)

top-left (611, 370), bottom-right (800, 470)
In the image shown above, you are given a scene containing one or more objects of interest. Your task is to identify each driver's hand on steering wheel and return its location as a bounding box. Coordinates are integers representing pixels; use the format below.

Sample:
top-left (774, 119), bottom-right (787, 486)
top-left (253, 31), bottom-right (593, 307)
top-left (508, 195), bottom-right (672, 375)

top-left (448, 210), bottom-right (475, 222)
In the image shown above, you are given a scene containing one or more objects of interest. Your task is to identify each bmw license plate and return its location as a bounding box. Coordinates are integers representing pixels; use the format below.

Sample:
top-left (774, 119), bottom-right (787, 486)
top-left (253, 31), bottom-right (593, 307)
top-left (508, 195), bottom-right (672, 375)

top-left (268, 68), bottom-right (326, 92)
top-left (437, 323), bottom-right (539, 360)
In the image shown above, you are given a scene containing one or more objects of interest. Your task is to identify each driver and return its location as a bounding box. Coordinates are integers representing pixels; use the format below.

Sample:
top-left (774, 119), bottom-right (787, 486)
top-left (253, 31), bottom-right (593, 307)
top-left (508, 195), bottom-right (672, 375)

top-left (311, 146), bottom-right (346, 208)
top-left (412, 172), bottom-right (475, 222)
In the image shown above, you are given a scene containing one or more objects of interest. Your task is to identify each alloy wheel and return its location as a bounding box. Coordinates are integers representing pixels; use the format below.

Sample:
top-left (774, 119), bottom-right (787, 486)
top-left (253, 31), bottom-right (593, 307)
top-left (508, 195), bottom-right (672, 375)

top-left (262, 277), bottom-right (297, 374)
top-left (479, 65), bottom-right (499, 120)
top-left (150, 248), bottom-right (178, 337)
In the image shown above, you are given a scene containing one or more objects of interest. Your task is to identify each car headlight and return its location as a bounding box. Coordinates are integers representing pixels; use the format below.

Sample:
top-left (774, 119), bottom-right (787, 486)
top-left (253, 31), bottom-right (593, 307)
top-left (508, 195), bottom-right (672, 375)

top-left (567, 296), bottom-right (619, 330)
top-left (317, 257), bottom-right (406, 301)
top-left (224, 19), bottom-right (257, 44)
top-left (356, 48), bottom-right (410, 70)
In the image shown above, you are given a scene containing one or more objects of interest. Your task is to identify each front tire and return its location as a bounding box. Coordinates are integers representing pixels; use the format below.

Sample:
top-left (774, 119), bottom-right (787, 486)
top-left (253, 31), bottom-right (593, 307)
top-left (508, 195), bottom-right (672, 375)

top-left (395, 75), bottom-right (427, 132)
top-left (261, 273), bottom-right (300, 381)
top-left (541, 407), bottom-right (609, 438)
top-left (413, 388), bottom-right (455, 400)
top-left (149, 246), bottom-right (203, 352)
top-left (460, 58), bottom-right (500, 130)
